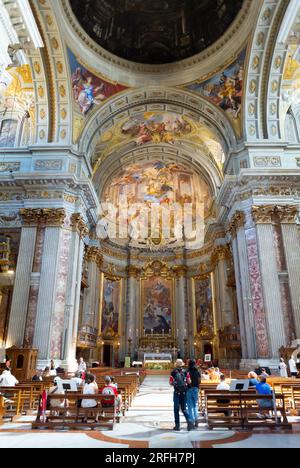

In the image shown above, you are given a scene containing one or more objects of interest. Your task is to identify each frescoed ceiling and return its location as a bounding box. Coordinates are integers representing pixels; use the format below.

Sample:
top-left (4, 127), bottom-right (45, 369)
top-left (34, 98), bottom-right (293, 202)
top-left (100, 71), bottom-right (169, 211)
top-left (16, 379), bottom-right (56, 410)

top-left (69, 0), bottom-right (244, 65)
top-left (183, 50), bottom-right (246, 138)
top-left (91, 112), bottom-right (225, 173)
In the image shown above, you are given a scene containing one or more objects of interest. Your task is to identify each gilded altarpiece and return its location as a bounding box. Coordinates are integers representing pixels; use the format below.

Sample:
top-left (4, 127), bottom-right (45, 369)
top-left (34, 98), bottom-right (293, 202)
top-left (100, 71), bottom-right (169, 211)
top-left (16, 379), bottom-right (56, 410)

top-left (192, 274), bottom-right (215, 356)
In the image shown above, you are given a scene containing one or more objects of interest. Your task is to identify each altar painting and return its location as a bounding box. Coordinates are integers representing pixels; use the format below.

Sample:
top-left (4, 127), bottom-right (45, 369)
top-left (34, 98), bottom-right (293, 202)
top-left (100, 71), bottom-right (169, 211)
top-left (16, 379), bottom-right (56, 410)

top-left (101, 278), bottom-right (121, 337)
top-left (195, 277), bottom-right (214, 336)
top-left (142, 278), bottom-right (173, 335)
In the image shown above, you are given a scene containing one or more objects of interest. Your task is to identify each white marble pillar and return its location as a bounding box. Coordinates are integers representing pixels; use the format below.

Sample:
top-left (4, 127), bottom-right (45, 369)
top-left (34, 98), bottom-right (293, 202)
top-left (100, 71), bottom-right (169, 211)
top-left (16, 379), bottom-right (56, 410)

top-left (126, 268), bottom-right (139, 358)
top-left (176, 269), bottom-right (188, 358)
top-left (6, 226), bottom-right (37, 348)
top-left (82, 248), bottom-right (101, 328)
top-left (281, 219), bottom-right (300, 337)
top-left (256, 223), bottom-right (286, 357)
top-left (63, 214), bottom-right (87, 371)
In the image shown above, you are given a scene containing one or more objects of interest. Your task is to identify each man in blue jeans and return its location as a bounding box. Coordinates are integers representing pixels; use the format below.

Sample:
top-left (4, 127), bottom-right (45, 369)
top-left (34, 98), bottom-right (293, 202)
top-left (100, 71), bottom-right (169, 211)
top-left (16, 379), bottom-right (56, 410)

top-left (170, 359), bottom-right (194, 432)
top-left (186, 360), bottom-right (201, 427)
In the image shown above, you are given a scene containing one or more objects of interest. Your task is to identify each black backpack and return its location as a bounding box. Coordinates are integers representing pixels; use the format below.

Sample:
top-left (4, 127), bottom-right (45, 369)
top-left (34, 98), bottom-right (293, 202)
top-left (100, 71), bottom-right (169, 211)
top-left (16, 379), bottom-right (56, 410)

top-left (173, 369), bottom-right (188, 395)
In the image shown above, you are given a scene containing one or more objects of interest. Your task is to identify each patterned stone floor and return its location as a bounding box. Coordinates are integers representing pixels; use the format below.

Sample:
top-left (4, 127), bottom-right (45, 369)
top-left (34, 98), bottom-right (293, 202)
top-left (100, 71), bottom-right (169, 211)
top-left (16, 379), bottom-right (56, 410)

top-left (0, 375), bottom-right (299, 448)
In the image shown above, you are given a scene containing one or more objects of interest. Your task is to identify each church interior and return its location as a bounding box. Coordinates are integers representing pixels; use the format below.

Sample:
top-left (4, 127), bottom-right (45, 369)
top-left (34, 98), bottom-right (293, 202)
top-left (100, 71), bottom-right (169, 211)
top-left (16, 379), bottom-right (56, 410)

top-left (0, 0), bottom-right (300, 449)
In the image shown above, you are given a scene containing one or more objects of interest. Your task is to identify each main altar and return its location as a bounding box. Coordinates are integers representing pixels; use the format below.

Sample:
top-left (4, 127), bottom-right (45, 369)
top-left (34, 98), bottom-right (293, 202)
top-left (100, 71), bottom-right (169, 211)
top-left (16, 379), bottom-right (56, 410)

top-left (137, 334), bottom-right (178, 369)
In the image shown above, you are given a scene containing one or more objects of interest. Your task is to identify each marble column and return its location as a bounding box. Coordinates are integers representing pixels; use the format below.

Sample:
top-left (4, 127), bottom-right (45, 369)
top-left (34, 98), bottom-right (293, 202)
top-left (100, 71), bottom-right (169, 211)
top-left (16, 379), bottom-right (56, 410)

top-left (33, 211), bottom-right (66, 363)
top-left (279, 206), bottom-right (300, 338)
top-left (255, 222), bottom-right (286, 357)
top-left (0, 287), bottom-right (11, 348)
top-left (126, 266), bottom-right (140, 358)
top-left (82, 247), bottom-right (102, 329)
top-left (175, 267), bottom-right (188, 359)
top-left (6, 211), bottom-right (37, 348)
top-left (228, 212), bottom-right (257, 360)
top-left (63, 214), bottom-right (88, 371)
top-left (212, 246), bottom-right (233, 329)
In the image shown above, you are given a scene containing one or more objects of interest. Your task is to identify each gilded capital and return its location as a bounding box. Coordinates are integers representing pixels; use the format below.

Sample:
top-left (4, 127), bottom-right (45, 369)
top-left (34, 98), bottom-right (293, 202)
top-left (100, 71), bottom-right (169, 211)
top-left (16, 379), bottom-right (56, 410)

top-left (20, 208), bottom-right (66, 227)
top-left (276, 205), bottom-right (298, 224)
top-left (127, 265), bottom-right (141, 278)
top-left (211, 245), bottom-right (231, 267)
top-left (71, 213), bottom-right (89, 239)
top-left (252, 205), bottom-right (274, 224)
top-left (173, 265), bottom-right (188, 278)
top-left (85, 246), bottom-right (103, 267)
top-left (227, 211), bottom-right (246, 238)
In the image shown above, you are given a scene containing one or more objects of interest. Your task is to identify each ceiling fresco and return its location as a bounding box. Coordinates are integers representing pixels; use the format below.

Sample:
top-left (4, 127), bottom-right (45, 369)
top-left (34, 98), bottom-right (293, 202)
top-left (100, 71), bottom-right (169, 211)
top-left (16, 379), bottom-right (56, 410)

top-left (68, 48), bottom-right (129, 142)
top-left (69, 0), bottom-right (244, 65)
top-left (183, 50), bottom-right (246, 138)
top-left (93, 112), bottom-right (225, 170)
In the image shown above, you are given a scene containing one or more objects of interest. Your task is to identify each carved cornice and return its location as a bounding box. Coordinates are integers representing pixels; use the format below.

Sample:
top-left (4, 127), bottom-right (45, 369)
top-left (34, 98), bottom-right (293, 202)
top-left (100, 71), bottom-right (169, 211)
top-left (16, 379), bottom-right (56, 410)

top-left (252, 205), bottom-right (298, 224)
top-left (227, 211), bottom-right (246, 238)
top-left (71, 213), bottom-right (89, 239)
top-left (20, 208), bottom-right (66, 227)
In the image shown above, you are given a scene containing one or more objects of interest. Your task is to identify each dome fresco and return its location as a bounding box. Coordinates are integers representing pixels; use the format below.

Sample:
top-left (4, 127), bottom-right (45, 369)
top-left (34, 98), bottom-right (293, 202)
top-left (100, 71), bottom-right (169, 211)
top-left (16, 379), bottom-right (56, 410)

top-left (70, 0), bottom-right (244, 64)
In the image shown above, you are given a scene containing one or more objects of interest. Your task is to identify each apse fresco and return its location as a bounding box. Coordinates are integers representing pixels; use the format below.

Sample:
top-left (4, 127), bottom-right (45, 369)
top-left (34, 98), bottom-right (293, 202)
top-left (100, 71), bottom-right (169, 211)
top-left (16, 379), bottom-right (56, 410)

top-left (142, 278), bottom-right (172, 335)
top-left (101, 278), bottom-right (120, 337)
top-left (195, 277), bottom-right (214, 336)
top-left (104, 160), bottom-right (211, 214)
top-left (68, 48), bottom-right (128, 116)
top-left (184, 50), bottom-right (246, 137)
top-left (97, 112), bottom-right (225, 168)
top-left (282, 44), bottom-right (300, 111)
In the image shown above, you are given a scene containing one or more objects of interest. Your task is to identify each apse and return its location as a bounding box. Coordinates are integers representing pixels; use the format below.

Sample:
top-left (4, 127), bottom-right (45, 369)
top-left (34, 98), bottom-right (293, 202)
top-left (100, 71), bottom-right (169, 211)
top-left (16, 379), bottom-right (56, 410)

top-left (69, 0), bottom-right (244, 64)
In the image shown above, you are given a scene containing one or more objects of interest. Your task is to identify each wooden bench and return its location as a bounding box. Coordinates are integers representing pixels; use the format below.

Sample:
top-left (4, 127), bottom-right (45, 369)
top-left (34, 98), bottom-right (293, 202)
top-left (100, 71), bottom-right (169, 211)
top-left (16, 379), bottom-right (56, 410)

top-left (206, 391), bottom-right (291, 431)
top-left (0, 396), bottom-right (5, 425)
top-left (32, 393), bottom-right (116, 431)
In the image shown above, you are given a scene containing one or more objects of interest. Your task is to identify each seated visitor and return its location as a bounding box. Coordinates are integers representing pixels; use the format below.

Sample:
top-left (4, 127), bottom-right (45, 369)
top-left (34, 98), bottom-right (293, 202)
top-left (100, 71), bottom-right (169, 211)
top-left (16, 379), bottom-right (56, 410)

top-left (42, 367), bottom-right (51, 378)
top-left (202, 371), bottom-right (210, 381)
top-left (209, 368), bottom-right (220, 381)
top-left (0, 368), bottom-right (19, 387)
top-left (72, 372), bottom-right (84, 386)
top-left (217, 374), bottom-right (230, 391)
top-left (81, 374), bottom-right (98, 410)
top-left (32, 371), bottom-right (43, 382)
top-left (101, 376), bottom-right (120, 413)
top-left (56, 366), bottom-right (65, 377)
top-left (48, 378), bottom-right (65, 410)
top-left (216, 374), bottom-right (231, 417)
top-left (260, 368), bottom-right (269, 378)
top-left (256, 376), bottom-right (274, 419)
top-left (248, 372), bottom-right (259, 387)
top-left (49, 360), bottom-right (57, 377)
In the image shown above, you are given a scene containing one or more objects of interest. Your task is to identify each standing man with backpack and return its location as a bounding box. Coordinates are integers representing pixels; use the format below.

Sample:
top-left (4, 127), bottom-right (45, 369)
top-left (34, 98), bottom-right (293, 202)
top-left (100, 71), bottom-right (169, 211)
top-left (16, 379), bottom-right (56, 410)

top-left (170, 359), bottom-right (194, 432)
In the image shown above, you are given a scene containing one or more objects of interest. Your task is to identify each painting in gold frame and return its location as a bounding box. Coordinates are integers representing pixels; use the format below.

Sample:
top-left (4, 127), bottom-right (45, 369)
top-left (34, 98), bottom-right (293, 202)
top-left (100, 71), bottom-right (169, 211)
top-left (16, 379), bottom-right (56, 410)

top-left (141, 277), bottom-right (174, 336)
top-left (192, 274), bottom-right (214, 337)
top-left (99, 275), bottom-right (122, 338)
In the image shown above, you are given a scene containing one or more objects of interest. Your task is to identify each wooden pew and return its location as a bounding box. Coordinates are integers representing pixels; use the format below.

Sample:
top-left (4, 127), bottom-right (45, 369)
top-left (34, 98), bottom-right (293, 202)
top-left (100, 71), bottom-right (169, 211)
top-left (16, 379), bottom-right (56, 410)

top-left (32, 393), bottom-right (116, 431)
top-left (0, 396), bottom-right (5, 425)
top-left (206, 391), bottom-right (291, 431)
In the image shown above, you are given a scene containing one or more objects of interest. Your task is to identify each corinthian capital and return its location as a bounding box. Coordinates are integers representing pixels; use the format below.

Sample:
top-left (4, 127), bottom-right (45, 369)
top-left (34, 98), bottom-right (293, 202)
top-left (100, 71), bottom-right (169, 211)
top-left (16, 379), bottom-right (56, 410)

top-left (85, 246), bottom-right (103, 268)
top-left (20, 208), bottom-right (66, 227)
top-left (211, 245), bottom-right (231, 267)
top-left (71, 213), bottom-right (89, 239)
top-left (276, 205), bottom-right (298, 224)
top-left (227, 211), bottom-right (246, 238)
top-left (252, 206), bottom-right (274, 224)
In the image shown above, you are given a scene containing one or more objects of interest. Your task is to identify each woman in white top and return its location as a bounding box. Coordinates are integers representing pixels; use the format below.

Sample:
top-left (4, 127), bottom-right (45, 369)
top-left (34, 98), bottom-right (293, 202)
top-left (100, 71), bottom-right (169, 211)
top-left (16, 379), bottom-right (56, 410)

top-left (81, 374), bottom-right (98, 409)
top-left (279, 358), bottom-right (288, 378)
top-left (0, 369), bottom-right (19, 387)
top-left (217, 375), bottom-right (230, 391)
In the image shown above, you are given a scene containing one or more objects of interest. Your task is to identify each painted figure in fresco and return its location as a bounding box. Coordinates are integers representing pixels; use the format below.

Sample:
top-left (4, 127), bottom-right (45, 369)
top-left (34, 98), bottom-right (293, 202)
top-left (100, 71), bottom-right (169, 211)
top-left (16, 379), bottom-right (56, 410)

top-left (102, 281), bottom-right (118, 336)
top-left (77, 77), bottom-right (106, 115)
top-left (143, 279), bottom-right (172, 335)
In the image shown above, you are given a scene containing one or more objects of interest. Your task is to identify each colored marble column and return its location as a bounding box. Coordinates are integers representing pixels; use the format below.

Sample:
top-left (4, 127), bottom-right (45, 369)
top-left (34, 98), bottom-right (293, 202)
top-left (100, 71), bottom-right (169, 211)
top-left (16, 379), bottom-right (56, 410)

top-left (175, 267), bottom-right (188, 359)
top-left (126, 266), bottom-right (140, 359)
top-left (82, 247), bottom-right (102, 328)
top-left (228, 212), bottom-right (258, 360)
top-left (63, 214), bottom-right (88, 371)
top-left (33, 209), bottom-right (66, 364)
top-left (6, 210), bottom-right (37, 348)
top-left (212, 246), bottom-right (233, 329)
top-left (279, 206), bottom-right (300, 338)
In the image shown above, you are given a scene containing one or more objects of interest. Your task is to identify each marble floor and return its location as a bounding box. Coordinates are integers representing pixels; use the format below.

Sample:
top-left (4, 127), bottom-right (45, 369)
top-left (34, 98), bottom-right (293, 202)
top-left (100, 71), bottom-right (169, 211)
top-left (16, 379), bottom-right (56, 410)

top-left (0, 375), bottom-right (299, 449)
